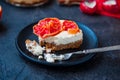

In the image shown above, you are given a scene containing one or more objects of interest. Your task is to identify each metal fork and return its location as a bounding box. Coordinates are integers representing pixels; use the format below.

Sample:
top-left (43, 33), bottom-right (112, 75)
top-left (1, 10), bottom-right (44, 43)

top-left (52, 45), bottom-right (120, 60)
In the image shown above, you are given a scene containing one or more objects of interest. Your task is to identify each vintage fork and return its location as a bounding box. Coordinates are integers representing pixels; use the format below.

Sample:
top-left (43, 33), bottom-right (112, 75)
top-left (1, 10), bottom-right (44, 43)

top-left (52, 45), bottom-right (120, 60)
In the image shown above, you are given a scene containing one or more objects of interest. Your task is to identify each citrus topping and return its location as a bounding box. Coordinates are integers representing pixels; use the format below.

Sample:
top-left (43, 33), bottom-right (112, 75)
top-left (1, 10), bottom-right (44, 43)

top-left (68, 28), bottom-right (80, 34)
top-left (62, 20), bottom-right (80, 34)
top-left (33, 18), bottom-right (80, 38)
top-left (33, 18), bottom-right (61, 38)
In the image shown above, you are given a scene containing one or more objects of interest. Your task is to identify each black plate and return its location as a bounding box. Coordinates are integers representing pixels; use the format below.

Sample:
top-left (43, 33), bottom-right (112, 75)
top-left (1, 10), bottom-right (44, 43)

top-left (15, 22), bottom-right (98, 67)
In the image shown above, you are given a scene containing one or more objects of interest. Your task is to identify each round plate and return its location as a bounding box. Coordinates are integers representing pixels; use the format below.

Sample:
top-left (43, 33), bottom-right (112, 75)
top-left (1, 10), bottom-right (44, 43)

top-left (15, 22), bottom-right (98, 67)
top-left (3, 0), bottom-right (48, 7)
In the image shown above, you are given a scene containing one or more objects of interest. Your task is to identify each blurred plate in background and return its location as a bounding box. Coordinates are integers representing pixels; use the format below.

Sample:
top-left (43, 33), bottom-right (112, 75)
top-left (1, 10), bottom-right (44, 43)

top-left (4, 0), bottom-right (48, 7)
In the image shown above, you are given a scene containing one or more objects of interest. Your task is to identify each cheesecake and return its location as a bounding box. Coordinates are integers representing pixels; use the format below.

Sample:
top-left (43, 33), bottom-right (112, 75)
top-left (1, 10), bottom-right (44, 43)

top-left (33, 18), bottom-right (83, 52)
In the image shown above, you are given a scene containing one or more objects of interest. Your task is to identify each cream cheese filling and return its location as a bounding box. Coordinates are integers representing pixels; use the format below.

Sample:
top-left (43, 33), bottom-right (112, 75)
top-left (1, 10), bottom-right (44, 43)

top-left (39, 30), bottom-right (83, 45)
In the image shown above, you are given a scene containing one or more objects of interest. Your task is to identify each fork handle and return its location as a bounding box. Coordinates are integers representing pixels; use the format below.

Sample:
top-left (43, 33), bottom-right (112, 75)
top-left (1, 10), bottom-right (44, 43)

top-left (74, 45), bottom-right (120, 54)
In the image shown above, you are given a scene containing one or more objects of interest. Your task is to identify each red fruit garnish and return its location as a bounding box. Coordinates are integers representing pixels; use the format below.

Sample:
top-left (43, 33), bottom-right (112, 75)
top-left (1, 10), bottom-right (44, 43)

top-left (62, 20), bottom-right (80, 34)
top-left (102, 0), bottom-right (120, 14)
top-left (33, 18), bottom-right (62, 38)
top-left (100, 11), bottom-right (120, 19)
top-left (0, 6), bottom-right (2, 19)
top-left (80, 0), bottom-right (97, 14)
top-left (116, 0), bottom-right (120, 8)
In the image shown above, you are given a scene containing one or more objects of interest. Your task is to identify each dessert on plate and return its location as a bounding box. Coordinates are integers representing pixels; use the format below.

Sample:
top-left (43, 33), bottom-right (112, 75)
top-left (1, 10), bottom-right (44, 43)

top-left (25, 17), bottom-right (83, 62)
top-left (33, 17), bottom-right (83, 52)
top-left (8, 0), bottom-right (48, 6)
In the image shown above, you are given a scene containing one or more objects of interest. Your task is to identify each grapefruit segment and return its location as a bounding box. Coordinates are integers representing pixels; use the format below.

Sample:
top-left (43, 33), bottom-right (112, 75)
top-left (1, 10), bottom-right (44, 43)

top-left (62, 20), bottom-right (79, 34)
top-left (33, 18), bottom-right (61, 38)
top-left (68, 28), bottom-right (80, 34)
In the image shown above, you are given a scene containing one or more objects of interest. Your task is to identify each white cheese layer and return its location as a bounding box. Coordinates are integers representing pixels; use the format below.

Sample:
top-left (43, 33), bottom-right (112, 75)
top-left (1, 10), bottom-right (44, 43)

top-left (39, 30), bottom-right (83, 45)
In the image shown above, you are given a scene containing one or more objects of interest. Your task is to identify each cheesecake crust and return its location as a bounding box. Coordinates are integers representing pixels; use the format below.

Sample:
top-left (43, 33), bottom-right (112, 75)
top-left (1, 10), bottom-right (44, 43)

top-left (40, 40), bottom-right (83, 52)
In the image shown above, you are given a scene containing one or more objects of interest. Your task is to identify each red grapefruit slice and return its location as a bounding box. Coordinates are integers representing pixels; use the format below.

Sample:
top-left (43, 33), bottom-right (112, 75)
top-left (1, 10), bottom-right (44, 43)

top-left (33, 18), bottom-right (61, 38)
top-left (62, 20), bottom-right (80, 34)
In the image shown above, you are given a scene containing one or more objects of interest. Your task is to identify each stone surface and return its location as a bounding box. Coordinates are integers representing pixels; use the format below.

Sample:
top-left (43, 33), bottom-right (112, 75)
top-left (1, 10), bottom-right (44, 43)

top-left (0, 0), bottom-right (120, 80)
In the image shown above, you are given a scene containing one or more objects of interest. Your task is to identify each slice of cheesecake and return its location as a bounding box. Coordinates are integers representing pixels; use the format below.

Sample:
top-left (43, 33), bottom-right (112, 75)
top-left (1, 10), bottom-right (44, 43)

top-left (33, 18), bottom-right (83, 52)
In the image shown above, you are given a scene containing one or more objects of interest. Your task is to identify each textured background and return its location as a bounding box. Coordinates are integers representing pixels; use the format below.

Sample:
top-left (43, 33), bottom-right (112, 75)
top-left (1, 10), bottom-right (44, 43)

top-left (0, 0), bottom-right (120, 80)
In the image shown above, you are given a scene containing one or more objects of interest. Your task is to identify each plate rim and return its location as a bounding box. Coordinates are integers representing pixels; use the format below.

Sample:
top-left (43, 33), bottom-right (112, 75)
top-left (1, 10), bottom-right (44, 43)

top-left (15, 21), bottom-right (98, 67)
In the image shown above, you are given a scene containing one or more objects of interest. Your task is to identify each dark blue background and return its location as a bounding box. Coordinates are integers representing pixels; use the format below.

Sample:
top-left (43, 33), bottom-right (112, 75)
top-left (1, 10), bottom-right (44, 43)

top-left (0, 0), bottom-right (120, 80)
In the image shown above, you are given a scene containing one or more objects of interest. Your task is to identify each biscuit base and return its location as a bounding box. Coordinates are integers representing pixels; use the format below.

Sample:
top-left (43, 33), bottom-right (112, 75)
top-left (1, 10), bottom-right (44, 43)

top-left (40, 40), bottom-right (82, 52)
